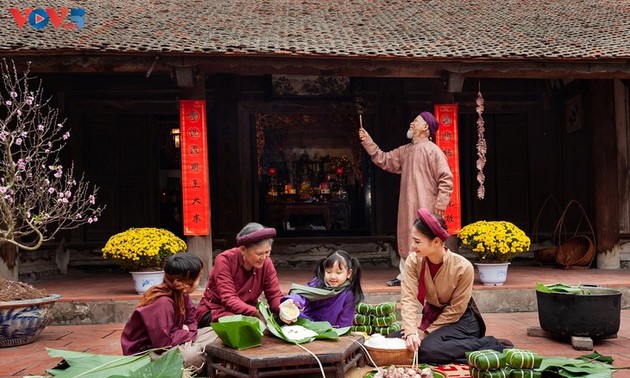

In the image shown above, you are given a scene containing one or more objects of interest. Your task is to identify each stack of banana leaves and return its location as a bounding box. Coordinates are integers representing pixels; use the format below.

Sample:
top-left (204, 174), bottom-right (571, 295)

top-left (536, 282), bottom-right (594, 295)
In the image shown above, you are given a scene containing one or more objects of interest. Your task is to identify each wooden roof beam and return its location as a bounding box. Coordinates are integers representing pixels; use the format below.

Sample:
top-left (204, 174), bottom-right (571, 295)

top-left (4, 54), bottom-right (629, 79)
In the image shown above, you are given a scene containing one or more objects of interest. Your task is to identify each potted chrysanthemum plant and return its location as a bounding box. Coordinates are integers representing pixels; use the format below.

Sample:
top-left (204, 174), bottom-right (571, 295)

top-left (458, 220), bottom-right (531, 286)
top-left (102, 227), bottom-right (187, 294)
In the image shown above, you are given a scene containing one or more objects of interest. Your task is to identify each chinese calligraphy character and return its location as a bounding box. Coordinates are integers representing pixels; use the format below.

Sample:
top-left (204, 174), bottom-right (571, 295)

top-left (440, 130), bottom-right (453, 142)
top-left (187, 127), bottom-right (201, 139)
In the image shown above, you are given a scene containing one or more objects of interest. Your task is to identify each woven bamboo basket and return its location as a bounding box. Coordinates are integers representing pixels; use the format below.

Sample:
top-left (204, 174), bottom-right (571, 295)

top-left (555, 235), bottom-right (595, 269)
top-left (364, 345), bottom-right (415, 366)
top-left (531, 195), bottom-right (562, 267)
top-left (552, 200), bottom-right (596, 269)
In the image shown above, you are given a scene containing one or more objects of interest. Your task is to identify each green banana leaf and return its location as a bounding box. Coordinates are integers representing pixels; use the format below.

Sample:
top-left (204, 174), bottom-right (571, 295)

top-left (539, 356), bottom-right (616, 378)
top-left (257, 301), bottom-right (345, 344)
top-left (535, 282), bottom-right (592, 295)
top-left (579, 351), bottom-right (614, 365)
top-left (125, 348), bottom-right (185, 378)
top-left (295, 318), bottom-right (350, 338)
top-left (46, 347), bottom-right (183, 378)
top-left (211, 314), bottom-right (266, 350)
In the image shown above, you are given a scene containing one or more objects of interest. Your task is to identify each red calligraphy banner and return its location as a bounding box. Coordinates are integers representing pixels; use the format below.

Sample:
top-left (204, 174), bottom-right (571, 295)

top-left (180, 100), bottom-right (210, 235)
top-left (434, 104), bottom-right (462, 234)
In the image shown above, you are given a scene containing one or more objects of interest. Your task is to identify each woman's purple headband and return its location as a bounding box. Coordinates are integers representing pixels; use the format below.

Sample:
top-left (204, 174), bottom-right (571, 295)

top-left (417, 208), bottom-right (450, 241)
top-left (236, 227), bottom-right (276, 246)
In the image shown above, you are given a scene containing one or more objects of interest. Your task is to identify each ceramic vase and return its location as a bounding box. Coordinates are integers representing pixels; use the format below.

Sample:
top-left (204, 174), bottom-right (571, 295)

top-left (475, 262), bottom-right (510, 286)
top-left (0, 294), bottom-right (61, 347)
top-left (130, 271), bottom-right (164, 294)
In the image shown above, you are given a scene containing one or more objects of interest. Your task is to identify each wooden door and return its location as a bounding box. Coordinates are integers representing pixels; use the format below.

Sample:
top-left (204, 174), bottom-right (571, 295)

top-left (77, 113), bottom-right (158, 242)
top-left (460, 113), bottom-right (530, 230)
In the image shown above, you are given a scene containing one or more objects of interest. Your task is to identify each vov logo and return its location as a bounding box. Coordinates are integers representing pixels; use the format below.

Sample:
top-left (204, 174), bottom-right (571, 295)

top-left (9, 8), bottom-right (85, 30)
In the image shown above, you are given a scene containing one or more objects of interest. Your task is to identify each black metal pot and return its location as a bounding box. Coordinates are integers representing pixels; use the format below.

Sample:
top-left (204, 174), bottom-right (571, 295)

top-left (536, 287), bottom-right (622, 339)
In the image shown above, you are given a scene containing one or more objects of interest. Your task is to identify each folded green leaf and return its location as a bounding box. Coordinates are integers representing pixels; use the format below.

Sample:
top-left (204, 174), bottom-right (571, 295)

top-left (211, 315), bottom-right (265, 350)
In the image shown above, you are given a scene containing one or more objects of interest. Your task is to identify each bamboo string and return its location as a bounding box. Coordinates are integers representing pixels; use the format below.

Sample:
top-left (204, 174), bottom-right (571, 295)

top-left (295, 342), bottom-right (325, 378)
top-left (351, 338), bottom-right (379, 367)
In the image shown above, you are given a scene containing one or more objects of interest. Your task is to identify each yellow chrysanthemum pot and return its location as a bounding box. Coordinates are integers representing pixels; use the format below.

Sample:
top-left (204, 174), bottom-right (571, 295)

top-left (458, 220), bottom-right (531, 286)
top-left (102, 227), bottom-right (187, 294)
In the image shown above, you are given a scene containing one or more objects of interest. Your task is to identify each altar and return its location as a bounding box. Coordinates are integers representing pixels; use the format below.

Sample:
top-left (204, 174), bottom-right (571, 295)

top-left (255, 112), bottom-right (367, 235)
top-left (266, 200), bottom-right (350, 231)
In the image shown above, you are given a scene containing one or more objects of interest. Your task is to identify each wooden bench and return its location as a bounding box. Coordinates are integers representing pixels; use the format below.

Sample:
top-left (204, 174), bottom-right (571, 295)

top-left (268, 236), bottom-right (398, 268)
top-left (205, 334), bottom-right (365, 378)
top-left (212, 235), bottom-right (398, 268)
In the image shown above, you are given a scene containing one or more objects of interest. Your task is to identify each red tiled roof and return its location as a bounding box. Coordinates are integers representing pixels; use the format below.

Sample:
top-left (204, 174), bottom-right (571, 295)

top-left (1, 0), bottom-right (629, 60)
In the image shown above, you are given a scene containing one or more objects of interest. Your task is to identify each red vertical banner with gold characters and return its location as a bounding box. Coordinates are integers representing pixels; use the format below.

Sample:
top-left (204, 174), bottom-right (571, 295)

top-left (179, 100), bottom-right (210, 235)
top-left (434, 104), bottom-right (462, 234)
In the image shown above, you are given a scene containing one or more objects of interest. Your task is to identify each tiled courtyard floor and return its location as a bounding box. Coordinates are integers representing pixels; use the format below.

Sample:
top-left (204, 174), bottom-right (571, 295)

top-left (1, 264), bottom-right (629, 377)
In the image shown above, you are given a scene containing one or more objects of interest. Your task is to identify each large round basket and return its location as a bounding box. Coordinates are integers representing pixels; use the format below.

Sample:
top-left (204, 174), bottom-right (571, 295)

top-left (555, 235), bottom-right (594, 269)
top-left (364, 345), bottom-right (415, 366)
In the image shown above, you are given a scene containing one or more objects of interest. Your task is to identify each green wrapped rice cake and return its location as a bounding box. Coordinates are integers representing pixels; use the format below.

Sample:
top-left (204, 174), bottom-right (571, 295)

top-left (509, 368), bottom-right (541, 378)
top-left (466, 349), bottom-right (507, 370)
top-left (469, 367), bottom-right (511, 378)
top-left (504, 349), bottom-right (542, 369)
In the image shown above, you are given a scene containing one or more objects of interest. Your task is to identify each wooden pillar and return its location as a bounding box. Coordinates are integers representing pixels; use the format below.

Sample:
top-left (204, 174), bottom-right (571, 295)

top-left (590, 80), bottom-right (620, 269)
top-left (179, 68), bottom-right (213, 286)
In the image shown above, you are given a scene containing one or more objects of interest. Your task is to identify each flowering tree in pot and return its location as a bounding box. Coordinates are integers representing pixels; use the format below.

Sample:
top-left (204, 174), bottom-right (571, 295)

top-left (0, 60), bottom-right (104, 346)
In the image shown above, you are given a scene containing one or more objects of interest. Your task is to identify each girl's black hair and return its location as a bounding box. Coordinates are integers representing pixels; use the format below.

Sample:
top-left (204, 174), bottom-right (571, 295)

top-left (141, 253), bottom-right (204, 313)
top-left (413, 213), bottom-right (447, 240)
top-left (314, 249), bottom-right (364, 305)
top-left (164, 253), bottom-right (204, 282)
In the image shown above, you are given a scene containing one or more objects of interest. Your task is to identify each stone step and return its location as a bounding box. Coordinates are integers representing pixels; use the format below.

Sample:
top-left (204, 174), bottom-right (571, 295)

top-left (39, 265), bottom-right (630, 325)
top-left (50, 285), bottom-right (630, 325)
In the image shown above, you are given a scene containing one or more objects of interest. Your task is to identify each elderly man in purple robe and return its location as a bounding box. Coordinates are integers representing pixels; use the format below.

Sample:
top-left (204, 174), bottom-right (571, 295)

top-left (359, 111), bottom-right (453, 286)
